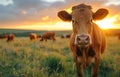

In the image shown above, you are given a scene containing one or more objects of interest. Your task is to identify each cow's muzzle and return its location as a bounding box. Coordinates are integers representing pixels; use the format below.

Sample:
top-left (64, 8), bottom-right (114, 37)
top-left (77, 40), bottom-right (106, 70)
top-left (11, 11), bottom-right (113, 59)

top-left (75, 34), bottom-right (92, 47)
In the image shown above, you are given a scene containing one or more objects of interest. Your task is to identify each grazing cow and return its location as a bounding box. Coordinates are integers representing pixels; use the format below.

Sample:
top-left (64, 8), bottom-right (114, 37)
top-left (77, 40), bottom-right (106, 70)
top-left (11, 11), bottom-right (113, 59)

top-left (61, 34), bottom-right (71, 38)
top-left (58, 4), bottom-right (108, 77)
top-left (40, 32), bottom-right (56, 41)
top-left (0, 34), bottom-right (8, 39)
top-left (7, 34), bottom-right (15, 42)
top-left (29, 33), bottom-right (41, 41)
top-left (29, 33), bottom-right (38, 40)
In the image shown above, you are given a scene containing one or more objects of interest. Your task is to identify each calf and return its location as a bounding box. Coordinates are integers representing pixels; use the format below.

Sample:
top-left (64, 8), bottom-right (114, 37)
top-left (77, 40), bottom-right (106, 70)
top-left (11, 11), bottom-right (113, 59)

top-left (58, 4), bottom-right (108, 77)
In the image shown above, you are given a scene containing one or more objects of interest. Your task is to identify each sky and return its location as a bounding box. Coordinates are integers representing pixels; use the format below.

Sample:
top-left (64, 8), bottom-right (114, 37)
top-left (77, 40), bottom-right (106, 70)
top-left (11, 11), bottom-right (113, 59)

top-left (0, 0), bottom-right (120, 30)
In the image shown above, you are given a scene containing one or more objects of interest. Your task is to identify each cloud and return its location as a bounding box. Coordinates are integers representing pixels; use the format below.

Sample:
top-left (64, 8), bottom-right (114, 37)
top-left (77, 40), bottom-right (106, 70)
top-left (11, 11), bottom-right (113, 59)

top-left (105, 4), bottom-right (120, 28)
top-left (0, 0), bottom-right (120, 28)
top-left (106, 4), bottom-right (120, 15)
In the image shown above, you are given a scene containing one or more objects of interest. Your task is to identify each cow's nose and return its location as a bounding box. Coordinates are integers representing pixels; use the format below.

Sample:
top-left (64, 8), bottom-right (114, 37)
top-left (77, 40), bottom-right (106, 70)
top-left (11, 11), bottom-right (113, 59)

top-left (75, 34), bottom-right (91, 46)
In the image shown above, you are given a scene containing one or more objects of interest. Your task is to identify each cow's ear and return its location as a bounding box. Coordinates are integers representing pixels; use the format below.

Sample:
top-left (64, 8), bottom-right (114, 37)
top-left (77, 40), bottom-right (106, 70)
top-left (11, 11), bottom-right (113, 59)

top-left (58, 10), bottom-right (72, 21)
top-left (93, 8), bottom-right (109, 20)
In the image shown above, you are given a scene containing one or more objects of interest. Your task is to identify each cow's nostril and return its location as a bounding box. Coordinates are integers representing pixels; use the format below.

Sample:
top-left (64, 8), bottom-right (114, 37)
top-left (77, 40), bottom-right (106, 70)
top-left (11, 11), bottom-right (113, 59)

top-left (77, 37), bottom-right (81, 41)
top-left (85, 36), bottom-right (90, 41)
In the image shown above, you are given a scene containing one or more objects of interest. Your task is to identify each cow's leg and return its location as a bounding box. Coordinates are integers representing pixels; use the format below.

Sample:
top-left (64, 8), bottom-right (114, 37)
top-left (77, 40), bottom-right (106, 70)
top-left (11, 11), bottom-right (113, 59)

top-left (70, 42), bottom-right (83, 77)
top-left (75, 61), bottom-right (83, 77)
top-left (71, 49), bottom-right (83, 77)
top-left (92, 51), bottom-right (101, 77)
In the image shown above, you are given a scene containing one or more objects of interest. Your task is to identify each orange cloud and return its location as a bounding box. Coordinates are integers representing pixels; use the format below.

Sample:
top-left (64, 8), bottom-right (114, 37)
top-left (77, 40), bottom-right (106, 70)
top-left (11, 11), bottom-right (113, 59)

top-left (41, 16), bottom-right (49, 21)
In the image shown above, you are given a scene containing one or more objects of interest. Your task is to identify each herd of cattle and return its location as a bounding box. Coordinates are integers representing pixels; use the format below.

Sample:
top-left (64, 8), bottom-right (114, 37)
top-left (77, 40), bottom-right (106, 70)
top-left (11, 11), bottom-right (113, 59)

top-left (0, 31), bottom-right (120, 42)
top-left (0, 31), bottom-right (71, 42)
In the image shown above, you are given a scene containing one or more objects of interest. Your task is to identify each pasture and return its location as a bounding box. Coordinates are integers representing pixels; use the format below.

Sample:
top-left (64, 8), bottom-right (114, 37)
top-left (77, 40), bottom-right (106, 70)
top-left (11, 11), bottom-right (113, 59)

top-left (0, 35), bottom-right (120, 77)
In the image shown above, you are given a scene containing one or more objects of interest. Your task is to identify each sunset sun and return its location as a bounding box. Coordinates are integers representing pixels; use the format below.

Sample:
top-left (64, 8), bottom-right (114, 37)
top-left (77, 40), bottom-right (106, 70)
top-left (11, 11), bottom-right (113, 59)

top-left (95, 17), bottom-right (116, 29)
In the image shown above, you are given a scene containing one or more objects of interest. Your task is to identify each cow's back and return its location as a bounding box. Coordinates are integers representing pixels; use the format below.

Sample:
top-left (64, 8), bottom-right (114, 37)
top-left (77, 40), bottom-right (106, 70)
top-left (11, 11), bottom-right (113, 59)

top-left (43, 32), bottom-right (55, 38)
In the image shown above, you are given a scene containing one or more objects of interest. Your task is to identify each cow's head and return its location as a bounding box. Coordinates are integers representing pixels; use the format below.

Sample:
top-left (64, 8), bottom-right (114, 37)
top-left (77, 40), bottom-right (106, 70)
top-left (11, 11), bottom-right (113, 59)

top-left (58, 4), bottom-right (108, 48)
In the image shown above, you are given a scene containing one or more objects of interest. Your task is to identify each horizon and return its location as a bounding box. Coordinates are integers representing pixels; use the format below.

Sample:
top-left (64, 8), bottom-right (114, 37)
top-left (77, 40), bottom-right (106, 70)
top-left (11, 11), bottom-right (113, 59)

top-left (0, 27), bottom-right (120, 31)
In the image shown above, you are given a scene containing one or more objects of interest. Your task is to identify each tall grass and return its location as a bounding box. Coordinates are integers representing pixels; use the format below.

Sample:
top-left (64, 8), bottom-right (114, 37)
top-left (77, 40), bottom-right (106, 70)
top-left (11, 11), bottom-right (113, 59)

top-left (0, 36), bottom-right (120, 77)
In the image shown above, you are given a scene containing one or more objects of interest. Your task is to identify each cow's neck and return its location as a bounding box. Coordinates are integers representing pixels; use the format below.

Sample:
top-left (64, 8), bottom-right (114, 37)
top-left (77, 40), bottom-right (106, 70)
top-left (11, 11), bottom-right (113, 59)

top-left (76, 45), bottom-right (89, 55)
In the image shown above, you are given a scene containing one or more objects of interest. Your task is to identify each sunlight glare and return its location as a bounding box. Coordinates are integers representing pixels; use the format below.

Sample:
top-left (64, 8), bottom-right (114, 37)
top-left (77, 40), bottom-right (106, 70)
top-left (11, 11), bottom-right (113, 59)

top-left (95, 17), bottom-right (116, 29)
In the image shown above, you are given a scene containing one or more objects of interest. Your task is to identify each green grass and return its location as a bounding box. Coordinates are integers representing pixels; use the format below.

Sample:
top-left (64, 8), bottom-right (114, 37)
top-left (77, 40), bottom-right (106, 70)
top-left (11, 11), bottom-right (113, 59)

top-left (0, 36), bottom-right (120, 77)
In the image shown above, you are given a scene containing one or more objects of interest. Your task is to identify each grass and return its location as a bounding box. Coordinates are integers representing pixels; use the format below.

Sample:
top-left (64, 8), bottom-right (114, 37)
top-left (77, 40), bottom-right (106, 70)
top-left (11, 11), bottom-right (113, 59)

top-left (0, 36), bottom-right (120, 77)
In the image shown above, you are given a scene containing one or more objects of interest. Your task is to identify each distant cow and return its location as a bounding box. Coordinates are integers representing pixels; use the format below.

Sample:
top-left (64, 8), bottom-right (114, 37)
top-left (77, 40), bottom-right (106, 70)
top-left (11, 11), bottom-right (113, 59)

top-left (7, 34), bottom-right (15, 42)
top-left (40, 32), bottom-right (56, 41)
top-left (29, 33), bottom-right (41, 41)
top-left (58, 4), bottom-right (108, 77)
top-left (61, 34), bottom-right (71, 38)
top-left (0, 34), bottom-right (8, 39)
top-left (29, 33), bottom-right (37, 40)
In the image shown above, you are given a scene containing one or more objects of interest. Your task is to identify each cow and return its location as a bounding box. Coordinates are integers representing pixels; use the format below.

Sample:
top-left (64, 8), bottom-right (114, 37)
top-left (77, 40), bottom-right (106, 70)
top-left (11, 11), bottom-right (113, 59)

top-left (58, 4), bottom-right (108, 77)
top-left (29, 33), bottom-right (41, 41)
top-left (61, 34), bottom-right (71, 38)
top-left (7, 34), bottom-right (15, 42)
top-left (29, 33), bottom-right (38, 40)
top-left (0, 34), bottom-right (8, 39)
top-left (40, 31), bottom-right (56, 41)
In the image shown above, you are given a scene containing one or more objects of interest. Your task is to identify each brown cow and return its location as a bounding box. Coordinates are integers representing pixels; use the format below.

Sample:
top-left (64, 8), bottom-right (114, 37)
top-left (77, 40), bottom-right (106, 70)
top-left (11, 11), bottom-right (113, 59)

top-left (58, 4), bottom-right (108, 77)
top-left (40, 32), bottom-right (56, 41)
top-left (29, 33), bottom-right (37, 40)
top-left (7, 34), bottom-right (15, 42)
top-left (29, 33), bottom-right (41, 41)
top-left (0, 34), bottom-right (8, 39)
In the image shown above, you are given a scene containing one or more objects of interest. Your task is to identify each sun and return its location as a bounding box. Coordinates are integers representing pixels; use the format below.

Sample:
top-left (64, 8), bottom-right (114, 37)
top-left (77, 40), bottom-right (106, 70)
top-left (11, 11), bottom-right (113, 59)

top-left (95, 17), bottom-right (116, 29)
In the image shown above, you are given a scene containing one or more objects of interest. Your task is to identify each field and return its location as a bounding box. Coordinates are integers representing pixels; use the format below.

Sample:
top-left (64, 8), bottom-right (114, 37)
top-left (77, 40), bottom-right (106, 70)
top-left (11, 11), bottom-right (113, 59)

top-left (0, 29), bottom-right (120, 77)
